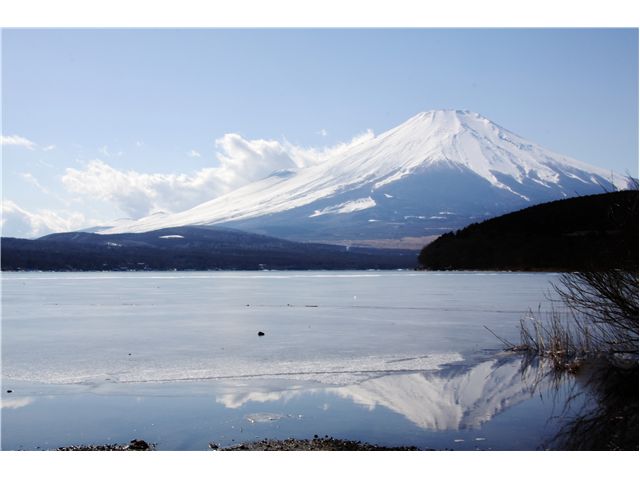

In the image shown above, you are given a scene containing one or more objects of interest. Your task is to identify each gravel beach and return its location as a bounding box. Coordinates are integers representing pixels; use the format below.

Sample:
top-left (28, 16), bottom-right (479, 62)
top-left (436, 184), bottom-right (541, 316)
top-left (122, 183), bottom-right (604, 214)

top-left (54, 437), bottom-right (420, 451)
top-left (215, 437), bottom-right (420, 451)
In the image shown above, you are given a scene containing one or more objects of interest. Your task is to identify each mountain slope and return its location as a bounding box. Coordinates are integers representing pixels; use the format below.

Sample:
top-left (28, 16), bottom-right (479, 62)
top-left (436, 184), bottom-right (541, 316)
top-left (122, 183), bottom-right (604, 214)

top-left (1, 226), bottom-right (418, 271)
top-left (418, 190), bottom-right (639, 271)
top-left (102, 110), bottom-right (632, 242)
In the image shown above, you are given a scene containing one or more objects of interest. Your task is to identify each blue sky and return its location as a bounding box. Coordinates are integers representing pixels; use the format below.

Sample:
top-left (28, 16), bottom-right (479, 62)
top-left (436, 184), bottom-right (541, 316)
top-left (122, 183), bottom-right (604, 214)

top-left (1, 28), bottom-right (638, 237)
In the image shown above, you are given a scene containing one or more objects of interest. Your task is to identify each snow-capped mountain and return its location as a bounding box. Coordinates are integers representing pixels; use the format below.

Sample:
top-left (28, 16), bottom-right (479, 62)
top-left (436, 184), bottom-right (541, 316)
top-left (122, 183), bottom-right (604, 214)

top-left (102, 110), bottom-right (632, 242)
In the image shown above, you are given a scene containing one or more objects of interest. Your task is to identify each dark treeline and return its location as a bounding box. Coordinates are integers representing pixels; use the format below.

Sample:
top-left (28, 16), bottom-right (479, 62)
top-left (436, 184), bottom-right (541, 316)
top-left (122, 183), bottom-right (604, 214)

top-left (1, 226), bottom-right (419, 271)
top-left (419, 190), bottom-right (638, 271)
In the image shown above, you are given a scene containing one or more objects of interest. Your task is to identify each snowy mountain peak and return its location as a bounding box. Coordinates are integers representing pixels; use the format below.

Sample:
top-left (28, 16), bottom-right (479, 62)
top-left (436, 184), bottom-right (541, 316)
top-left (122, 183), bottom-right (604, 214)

top-left (374, 109), bottom-right (624, 194)
top-left (102, 111), bottom-right (632, 241)
top-left (399, 109), bottom-right (506, 137)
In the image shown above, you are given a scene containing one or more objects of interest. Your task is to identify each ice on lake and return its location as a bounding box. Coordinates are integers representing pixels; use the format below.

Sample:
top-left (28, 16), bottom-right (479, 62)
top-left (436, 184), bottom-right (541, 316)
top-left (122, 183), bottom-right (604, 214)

top-left (1, 271), bottom-right (574, 450)
top-left (1, 271), bottom-right (561, 385)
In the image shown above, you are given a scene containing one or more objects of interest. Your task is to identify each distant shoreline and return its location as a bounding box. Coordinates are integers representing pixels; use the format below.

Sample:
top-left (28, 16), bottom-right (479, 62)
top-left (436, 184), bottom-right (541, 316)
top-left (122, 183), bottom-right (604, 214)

top-left (1, 268), bottom-right (561, 273)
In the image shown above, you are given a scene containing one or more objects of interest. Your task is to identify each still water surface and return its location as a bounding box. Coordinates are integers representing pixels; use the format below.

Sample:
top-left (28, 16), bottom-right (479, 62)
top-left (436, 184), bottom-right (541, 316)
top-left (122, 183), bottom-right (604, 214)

top-left (1, 271), bottom-right (577, 450)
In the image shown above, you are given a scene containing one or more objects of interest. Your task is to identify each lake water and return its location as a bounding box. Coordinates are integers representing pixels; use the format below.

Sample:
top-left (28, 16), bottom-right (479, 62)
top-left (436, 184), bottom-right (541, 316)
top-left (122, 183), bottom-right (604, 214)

top-left (1, 271), bottom-right (581, 450)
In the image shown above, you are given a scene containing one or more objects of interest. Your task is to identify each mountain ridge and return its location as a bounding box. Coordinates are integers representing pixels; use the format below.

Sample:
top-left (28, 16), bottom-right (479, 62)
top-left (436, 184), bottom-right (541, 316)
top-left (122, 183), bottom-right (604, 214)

top-left (1, 226), bottom-right (418, 271)
top-left (418, 190), bottom-right (639, 271)
top-left (100, 110), bottom-right (633, 242)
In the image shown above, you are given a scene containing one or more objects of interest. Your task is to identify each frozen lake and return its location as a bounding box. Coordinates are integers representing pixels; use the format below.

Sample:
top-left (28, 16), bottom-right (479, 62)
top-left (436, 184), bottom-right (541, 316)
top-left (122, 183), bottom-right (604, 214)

top-left (1, 271), bottom-right (576, 450)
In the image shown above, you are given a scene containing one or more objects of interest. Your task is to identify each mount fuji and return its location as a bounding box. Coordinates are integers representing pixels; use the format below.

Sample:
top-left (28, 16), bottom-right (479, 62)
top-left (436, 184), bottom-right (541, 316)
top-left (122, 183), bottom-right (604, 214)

top-left (102, 110), bottom-right (632, 244)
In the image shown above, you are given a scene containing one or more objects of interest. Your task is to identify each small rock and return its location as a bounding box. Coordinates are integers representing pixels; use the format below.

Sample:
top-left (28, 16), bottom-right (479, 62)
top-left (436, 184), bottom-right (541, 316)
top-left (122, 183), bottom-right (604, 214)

top-left (258, 331), bottom-right (265, 336)
top-left (127, 439), bottom-right (150, 450)
top-left (6, 390), bottom-right (13, 393)
top-left (208, 443), bottom-right (219, 450)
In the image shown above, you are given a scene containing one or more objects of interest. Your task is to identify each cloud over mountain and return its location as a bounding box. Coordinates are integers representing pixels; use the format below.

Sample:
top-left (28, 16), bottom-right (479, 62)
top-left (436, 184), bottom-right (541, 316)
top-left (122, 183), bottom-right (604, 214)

top-left (1, 200), bottom-right (87, 238)
top-left (60, 130), bottom-right (374, 219)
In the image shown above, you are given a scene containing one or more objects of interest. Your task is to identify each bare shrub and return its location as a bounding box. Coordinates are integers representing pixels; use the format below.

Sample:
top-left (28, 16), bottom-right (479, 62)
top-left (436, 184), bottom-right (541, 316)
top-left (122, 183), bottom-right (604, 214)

top-left (516, 183), bottom-right (638, 369)
top-left (553, 270), bottom-right (638, 356)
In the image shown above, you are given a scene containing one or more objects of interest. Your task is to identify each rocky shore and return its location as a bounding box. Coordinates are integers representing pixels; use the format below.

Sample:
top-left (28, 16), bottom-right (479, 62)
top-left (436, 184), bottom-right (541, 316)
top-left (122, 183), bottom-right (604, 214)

top-left (56, 439), bottom-right (154, 451)
top-left (214, 436), bottom-right (420, 451)
top-left (54, 437), bottom-right (420, 451)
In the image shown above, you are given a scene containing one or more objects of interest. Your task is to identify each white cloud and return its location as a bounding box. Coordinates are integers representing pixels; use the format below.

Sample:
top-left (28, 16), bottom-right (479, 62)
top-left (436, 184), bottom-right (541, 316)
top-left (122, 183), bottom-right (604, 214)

top-left (187, 149), bottom-right (201, 158)
top-left (136, 140), bottom-right (144, 147)
top-left (38, 158), bottom-right (54, 168)
top-left (1, 134), bottom-right (37, 150)
top-left (61, 130), bottom-right (376, 219)
top-left (20, 172), bottom-right (49, 194)
top-left (62, 160), bottom-right (228, 218)
top-left (1, 200), bottom-right (87, 238)
top-left (42, 144), bottom-right (56, 152)
top-left (98, 145), bottom-right (124, 157)
top-left (286, 129), bottom-right (374, 167)
top-left (317, 128), bottom-right (328, 137)
top-left (214, 133), bottom-right (301, 179)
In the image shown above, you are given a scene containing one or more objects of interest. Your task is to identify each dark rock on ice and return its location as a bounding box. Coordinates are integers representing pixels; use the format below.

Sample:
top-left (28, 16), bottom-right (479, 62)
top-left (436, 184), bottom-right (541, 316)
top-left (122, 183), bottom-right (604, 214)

top-left (127, 439), bottom-right (150, 450)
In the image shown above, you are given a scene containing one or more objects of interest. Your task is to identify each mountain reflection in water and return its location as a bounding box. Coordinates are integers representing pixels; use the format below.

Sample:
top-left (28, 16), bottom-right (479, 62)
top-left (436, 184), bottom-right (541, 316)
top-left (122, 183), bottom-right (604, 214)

top-left (217, 354), bottom-right (549, 432)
